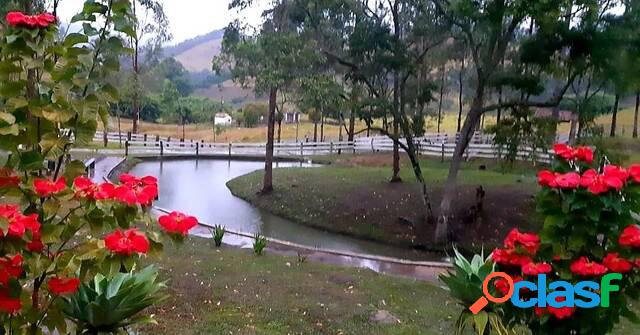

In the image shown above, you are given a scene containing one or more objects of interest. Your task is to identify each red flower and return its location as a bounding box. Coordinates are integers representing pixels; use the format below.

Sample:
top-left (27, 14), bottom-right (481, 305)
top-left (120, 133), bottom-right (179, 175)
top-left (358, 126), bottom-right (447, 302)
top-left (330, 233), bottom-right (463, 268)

top-left (535, 297), bottom-right (575, 319)
top-left (537, 170), bottom-right (557, 187)
top-left (580, 169), bottom-right (624, 195)
top-left (7, 213), bottom-right (40, 238)
top-left (0, 254), bottom-right (23, 286)
top-left (574, 146), bottom-right (594, 164)
top-left (73, 176), bottom-right (99, 199)
top-left (6, 11), bottom-right (56, 29)
top-left (554, 144), bottom-right (574, 161)
top-left (48, 277), bottom-right (80, 295)
top-left (112, 184), bottom-right (158, 206)
top-left (494, 276), bottom-right (523, 295)
top-left (119, 174), bottom-right (157, 187)
top-left (158, 211), bottom-right (198, 235)
top-left (0, 168), bottom-right (20, 188)
top-left (570, 256), bottom-right (608, 276)
top-left (504, 229), bottom-right (540, 255)
top-left (6, 12), bottom-right (26, 26)
top-left (630, 164), bottom-right (640, 183)
top-left (0, 204), bottom-right (40, 239)
top-left (555, 172), bottom-right (581, 189)
top-left (26, 229), bottom-right (44, 253)
top-left (619, 225), bottom-right (640, 248)
top-left (492, 248), bottom-right (532, 267)
top-left (33, 177), bottom-right (66, 197)
top-left (603, 165), bottom-right (629, 184)
top-left (104, 229), bottom-right (149, 256)
top-left (547, 297), bottom-right (576, 320)
top-left (95, 183), bottom-right (117, 200)
top-left (602, 253), bottom-right (633, 273)
top-left (553, 143), bottom-right (593, 164)
top-left (522, 262), bottom-right (553, 276)
top-left (0, 288), bottom-right (21, 314)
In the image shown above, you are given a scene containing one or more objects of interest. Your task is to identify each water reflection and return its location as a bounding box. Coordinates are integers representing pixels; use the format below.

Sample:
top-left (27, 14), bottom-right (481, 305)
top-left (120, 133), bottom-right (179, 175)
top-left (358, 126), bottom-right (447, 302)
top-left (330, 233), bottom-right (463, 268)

top-left (130, 158), bottom-right (441, 261)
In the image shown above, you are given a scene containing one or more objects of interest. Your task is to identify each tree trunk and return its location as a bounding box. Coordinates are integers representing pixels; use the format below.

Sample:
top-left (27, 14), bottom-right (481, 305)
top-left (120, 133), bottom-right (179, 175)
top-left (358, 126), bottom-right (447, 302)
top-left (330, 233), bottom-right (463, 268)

top-left (261, 87), bottom-right (277, 194)
top-left (610, 93), bottom-right (619, 137)
top-left (348, 105), bottom-right (356, 142)
top-left (320, 113), bottom-right (325, 142)
top-left (437, 65), bottom-right (445, 133)
top-left (277, 119), bottom-right (282, 143)
top-left (436, 84), bottom-right (485, 243)
top-left (313, 121), bottom-right (318, 142)
top-left (131, 1), bottom-right (140, 134)
top-left (392, 73), bottom-right (401, 182)
top-left (634, 92), bottom-right (639, 139)
top-left (397, 81), bottom-right (434, 224)
top-left (457, 57), bottom-right (464, 133)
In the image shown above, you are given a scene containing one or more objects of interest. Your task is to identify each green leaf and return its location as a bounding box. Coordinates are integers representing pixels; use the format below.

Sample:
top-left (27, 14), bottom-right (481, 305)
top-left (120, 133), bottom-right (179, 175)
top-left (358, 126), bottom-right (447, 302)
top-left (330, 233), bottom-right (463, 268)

top-left (63, 160), bottom-right (88, 182)
top-left (18, 150), bottom-right (44, 171)
top-left (41, 224), bottom-right (65, 244)
top-left (64, 33), bottom-right (89, 47)
top-left (39, 133), bottom-right (70, 160)
top-left (472, 311), bottom-right (488, 335)
top-left (0, 112), bottom-right (16, 125)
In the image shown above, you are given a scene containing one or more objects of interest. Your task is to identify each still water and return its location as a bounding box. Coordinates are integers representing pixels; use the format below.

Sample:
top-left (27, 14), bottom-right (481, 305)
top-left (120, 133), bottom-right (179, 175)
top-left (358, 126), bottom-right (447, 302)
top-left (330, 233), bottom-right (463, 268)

top-left (130, 159), bottom-right (439, 261)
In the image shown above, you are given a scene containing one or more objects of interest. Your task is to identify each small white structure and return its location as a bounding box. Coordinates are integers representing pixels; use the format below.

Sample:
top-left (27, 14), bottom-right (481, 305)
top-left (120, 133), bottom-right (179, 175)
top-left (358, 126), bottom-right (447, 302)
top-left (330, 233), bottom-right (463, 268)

top-left (214, 113), bottom-right (233, 126)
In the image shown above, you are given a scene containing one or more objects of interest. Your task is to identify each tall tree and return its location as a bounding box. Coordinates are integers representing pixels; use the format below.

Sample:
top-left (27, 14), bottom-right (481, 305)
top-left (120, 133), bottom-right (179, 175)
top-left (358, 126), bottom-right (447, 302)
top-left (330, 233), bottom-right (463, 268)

top-left (216, 0), bottom-right (320, 193)
top-left (130, 0), bottom-right (170, 133)
top-left (431, 0), bottom-right (619, 242)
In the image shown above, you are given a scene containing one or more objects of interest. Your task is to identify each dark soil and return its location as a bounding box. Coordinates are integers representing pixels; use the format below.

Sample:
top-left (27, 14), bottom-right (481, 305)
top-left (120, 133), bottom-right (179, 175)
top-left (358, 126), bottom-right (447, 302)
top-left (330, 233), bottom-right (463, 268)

top-left (228, 153), bottom-right (540, 253)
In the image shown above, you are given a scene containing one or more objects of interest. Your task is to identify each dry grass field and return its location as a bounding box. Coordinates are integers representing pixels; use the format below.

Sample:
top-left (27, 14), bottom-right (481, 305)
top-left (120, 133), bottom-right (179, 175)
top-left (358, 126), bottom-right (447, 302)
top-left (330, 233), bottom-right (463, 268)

top-left (103, 108), bottom-right (636, 143)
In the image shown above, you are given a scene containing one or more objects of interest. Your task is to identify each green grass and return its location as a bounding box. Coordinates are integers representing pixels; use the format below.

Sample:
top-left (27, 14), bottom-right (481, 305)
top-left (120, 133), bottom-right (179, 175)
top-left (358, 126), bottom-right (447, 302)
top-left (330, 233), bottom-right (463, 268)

top-left (140, 237), bottom-right (640, 334)
top-left (141, 237), bottom-right (462, 334)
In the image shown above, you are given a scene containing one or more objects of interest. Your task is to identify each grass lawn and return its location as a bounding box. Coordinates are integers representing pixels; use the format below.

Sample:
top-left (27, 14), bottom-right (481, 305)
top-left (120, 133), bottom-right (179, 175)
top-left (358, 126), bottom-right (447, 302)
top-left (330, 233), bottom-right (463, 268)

top-left (139, 237), bottom-right (640, 335)
top-left (227, 154), bottom-right (539, 250)
top-left (141, 237), bottom-right (461, 334)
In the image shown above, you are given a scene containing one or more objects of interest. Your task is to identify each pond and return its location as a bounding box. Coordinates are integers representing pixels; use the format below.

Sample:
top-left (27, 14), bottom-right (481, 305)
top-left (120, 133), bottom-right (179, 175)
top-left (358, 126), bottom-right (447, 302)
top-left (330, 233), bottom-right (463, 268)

top-left (129, 159), bottom-right (440, 261)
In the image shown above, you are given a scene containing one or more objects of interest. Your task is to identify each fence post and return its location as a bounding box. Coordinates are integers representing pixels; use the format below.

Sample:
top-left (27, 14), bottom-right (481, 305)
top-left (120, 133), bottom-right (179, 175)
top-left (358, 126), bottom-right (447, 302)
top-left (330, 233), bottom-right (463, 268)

top-left (371, 138), bottom-right (375, 152)
top-left (196, 142), bottom-right (199, 157)
top-left (127, 132), bottom-right (131, 141)
top-left (441, 142), bottom-right (445, 162)
top-left (143, 134), bottom-right (147, 146)
top-left (160, 141), bottom-right (164, 157)
top-left (125, 140), bottom-right (129, 156)
top-left (155, 135), bottom-right (159, 142)
top-left (330, 142), bottom-right (334, 155)
top-left (228, 142), bottom-right (232, 158)
top-left (300, 142), bottom-right (304, 158)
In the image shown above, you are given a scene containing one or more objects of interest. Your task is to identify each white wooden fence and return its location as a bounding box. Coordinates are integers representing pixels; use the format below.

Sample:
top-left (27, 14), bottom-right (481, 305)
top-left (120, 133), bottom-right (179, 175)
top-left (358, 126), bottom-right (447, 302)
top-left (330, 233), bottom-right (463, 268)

top-left (92, 130), bottom-right (552, 163)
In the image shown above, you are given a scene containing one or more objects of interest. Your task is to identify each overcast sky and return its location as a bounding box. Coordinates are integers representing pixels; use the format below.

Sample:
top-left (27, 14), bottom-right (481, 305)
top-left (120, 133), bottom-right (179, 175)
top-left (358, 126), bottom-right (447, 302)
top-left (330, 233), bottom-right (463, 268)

top-left (56, 0), bottom-right (269, 45)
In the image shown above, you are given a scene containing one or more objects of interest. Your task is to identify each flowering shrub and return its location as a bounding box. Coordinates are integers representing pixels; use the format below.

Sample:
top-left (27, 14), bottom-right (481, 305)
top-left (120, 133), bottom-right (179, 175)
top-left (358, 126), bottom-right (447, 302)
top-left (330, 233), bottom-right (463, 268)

top-left (490, 143), bottom-right (640, 334)
top-left (0, 3), bottom-right (198, 334)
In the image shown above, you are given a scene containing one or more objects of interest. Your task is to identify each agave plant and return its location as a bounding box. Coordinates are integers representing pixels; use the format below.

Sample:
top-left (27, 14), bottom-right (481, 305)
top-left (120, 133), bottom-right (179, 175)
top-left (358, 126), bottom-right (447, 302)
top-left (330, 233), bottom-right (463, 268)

top-left (212, 224), bottom-right (226, 247)
top-left (253, 233), bottom-right (268, 256)
top-left (63, 266), bottom-right (168, 334)
top-left (440, 248), bottom-right (524, 335)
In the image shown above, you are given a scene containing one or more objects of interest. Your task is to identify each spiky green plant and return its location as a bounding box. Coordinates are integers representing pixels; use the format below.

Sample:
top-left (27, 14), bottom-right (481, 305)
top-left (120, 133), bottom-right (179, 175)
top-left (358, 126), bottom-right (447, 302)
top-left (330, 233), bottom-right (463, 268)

top-left (440, 248), bottom-right (524, 335)
top-left (63, 266), bottom-right (167, 334)
top-left (253, 233), bottom-right (268, 256)
top-left (213, 224), bottom-right (226, 247)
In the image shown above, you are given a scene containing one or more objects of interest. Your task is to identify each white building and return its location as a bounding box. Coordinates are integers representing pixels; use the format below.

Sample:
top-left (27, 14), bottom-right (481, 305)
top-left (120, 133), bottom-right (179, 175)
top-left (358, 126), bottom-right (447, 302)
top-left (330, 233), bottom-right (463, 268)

top-left (214, 113), bottom-right (233, 126)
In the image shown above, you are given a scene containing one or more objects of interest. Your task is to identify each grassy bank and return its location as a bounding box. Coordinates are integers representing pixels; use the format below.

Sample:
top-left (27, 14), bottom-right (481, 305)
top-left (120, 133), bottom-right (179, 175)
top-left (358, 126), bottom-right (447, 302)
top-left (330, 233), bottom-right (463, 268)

top-left (140, 237), bottom-right (639, 335)
top-left (141, 237), bottom-right (460, 334)
top-left (227, 154), bottom-right (540, 250)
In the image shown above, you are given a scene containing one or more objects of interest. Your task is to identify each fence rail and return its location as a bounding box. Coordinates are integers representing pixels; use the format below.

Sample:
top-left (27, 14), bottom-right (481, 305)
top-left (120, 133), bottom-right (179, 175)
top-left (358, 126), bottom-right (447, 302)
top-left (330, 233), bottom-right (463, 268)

top-left (91, 131), bottom-right (552, 163)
